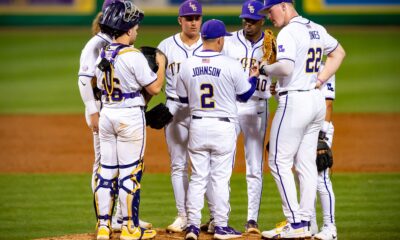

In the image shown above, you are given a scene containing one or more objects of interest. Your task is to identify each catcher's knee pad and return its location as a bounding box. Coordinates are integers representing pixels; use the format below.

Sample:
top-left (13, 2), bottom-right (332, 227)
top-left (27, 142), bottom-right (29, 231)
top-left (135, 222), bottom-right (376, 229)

top-left (119, 160), bottom-right (144, 232)
top-left (94, 166), bottom-right (119, 227)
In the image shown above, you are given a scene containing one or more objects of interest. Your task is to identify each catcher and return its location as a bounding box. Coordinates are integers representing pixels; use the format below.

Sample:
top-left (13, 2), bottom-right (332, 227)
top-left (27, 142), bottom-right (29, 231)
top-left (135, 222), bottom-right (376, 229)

top-left (140, 46), bottom-right (173, 130)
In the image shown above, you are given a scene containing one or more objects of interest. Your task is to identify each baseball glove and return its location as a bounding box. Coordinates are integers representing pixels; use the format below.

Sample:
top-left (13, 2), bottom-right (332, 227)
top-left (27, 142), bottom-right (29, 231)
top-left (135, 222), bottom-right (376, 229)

top-left (140, 46), bottom-right (168, 73)
top-left (262, 29), bottom-right (277, 65)
top-left (316, 131), bottom-right (333, 172)
top-left (145, 103), bottom-right (173, 130)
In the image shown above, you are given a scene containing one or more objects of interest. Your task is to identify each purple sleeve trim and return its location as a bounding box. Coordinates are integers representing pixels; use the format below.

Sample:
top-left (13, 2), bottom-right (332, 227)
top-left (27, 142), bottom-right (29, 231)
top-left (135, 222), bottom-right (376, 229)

top-left (326, 42), bottom-right (339, 55)
top-left (143, 78), bottom-right (157, 88)
top-left (79, 74), bottom-right (94, 78)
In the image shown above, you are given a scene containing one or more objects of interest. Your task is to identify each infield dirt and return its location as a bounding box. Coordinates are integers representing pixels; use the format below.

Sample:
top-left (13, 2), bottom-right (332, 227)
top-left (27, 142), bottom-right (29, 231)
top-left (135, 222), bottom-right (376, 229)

top-left (0, 113), bottom-right (398, 174)
top-left (1, 114), bottom-right (399, 240)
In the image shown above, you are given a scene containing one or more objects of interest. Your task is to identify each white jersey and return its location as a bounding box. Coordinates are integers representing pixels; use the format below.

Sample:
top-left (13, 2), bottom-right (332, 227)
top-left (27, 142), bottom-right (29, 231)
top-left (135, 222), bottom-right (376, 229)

top-left (276, 16), bottom-right (338, 92)
top-left (79, 33), bottom-right (112, 78)
top-left (223, 29), bottom-right (271, 99)
top-left (176, 51), bottom-right (252, 120)
top-left (157, 33), bottom-right (203, 99)
top-left (95, 44), bottom-right (157, 108)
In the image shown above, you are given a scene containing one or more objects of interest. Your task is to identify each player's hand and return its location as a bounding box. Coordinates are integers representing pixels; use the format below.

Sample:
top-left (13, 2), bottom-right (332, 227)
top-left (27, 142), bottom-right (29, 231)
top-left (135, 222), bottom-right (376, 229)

top-left (270, 82), bottom-right (277, 95)
top-left (315, 78), bottom-right (324, 89)
top-left (89, 112), bottom-right (100, 133)
top-left (250, 63), bottom-right (260, 78)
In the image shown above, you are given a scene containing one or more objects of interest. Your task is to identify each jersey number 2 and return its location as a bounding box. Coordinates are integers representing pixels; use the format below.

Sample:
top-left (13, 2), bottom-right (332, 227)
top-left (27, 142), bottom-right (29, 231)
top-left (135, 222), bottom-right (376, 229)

top-left (200, 84), bottom-right (215, 109)
top-left (306, 47), bottom-right (322, 73)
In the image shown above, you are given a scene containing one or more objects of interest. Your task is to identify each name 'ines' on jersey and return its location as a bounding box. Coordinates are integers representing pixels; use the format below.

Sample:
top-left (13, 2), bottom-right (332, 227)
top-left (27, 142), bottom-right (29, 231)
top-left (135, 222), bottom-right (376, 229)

top-left (276, 16), bottom-right (338, 91)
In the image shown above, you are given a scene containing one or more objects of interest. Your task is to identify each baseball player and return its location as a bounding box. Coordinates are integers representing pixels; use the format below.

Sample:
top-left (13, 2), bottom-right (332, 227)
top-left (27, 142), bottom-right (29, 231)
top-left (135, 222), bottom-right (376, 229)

top-left (311, 65), bottom-right (338, 240)
top-left (157, 0), bottom-right (208, 233)
top-left (221, 0), bottom-right (270, 234)
top-left (258, 0), bottom-right (345, 239)
top-left (93, 1), bottom-right (166, 240)
top-left (177, 19), bottom-right (259, 240)
top-left (78, 0), bottom-right (152, 233)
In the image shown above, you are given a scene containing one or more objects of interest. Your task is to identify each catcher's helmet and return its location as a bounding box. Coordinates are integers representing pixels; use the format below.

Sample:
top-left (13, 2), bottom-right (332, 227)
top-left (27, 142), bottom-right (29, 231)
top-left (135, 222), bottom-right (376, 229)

top-left (100, 1), bottom-right (144, 37)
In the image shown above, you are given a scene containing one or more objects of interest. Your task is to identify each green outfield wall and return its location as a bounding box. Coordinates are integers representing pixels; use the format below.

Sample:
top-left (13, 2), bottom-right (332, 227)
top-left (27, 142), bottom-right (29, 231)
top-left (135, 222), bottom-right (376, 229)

top-left (0, 0), bottom-right (399, 26)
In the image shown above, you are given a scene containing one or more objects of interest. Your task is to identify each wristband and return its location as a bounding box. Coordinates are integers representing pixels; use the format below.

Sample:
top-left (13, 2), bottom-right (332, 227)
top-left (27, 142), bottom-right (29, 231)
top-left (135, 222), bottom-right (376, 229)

top-left (317, 78), bottom-right (325, 85)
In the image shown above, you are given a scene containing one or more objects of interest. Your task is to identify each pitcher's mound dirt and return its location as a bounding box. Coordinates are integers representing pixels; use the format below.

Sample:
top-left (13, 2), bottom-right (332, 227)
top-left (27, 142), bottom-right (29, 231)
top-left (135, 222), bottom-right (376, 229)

top-left (35, 229), bottom-right (263, 240)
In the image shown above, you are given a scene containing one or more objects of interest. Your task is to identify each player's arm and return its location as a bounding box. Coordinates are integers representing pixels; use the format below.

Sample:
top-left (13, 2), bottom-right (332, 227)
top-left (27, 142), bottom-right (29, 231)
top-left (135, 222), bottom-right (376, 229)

top-left (316, 44), bottom-right (345, 88)
top-left (260, 29), bottom-right (296, 77)
top-left (176, 62), bottom-right (189, 104)
top-left (236, 62), bottom-right (259, 102)
top-left (261, 59), bottom-right (294, 77)
top-left (78, 75), bottom-right (100, 132)
top-left (144, 51), bottom-right (167, 95)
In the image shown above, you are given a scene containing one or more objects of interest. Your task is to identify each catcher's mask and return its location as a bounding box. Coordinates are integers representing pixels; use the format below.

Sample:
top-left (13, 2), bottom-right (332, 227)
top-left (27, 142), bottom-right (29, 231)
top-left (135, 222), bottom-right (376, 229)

top-left (100, 1), bottom-right (144, 37)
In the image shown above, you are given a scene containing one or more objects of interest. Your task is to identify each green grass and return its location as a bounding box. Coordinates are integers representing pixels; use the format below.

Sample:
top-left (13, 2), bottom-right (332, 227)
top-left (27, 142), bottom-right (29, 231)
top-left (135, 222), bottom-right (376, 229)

top-left (0, 26), bottom-right (399, 113)
top-left (0, 173), bottom-right (399, 239)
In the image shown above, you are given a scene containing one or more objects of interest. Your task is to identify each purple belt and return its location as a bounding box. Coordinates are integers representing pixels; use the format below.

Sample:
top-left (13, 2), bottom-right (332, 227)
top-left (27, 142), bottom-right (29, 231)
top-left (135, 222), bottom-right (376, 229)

top-left (102, 90), bottom-right (141, 99)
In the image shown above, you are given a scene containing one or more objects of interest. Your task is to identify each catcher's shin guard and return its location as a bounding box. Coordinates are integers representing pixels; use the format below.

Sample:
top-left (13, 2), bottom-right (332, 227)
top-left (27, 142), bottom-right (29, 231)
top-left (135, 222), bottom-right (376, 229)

top-left (94, 166), bottom-right (119, 228)
top-left (119, 160), bottom-right (144, 233)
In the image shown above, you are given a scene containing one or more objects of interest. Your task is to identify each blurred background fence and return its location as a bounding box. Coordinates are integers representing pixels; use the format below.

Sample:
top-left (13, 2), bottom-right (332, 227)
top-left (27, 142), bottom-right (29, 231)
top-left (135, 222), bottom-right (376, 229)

top-left (0, 0), bottom-right (399, 26)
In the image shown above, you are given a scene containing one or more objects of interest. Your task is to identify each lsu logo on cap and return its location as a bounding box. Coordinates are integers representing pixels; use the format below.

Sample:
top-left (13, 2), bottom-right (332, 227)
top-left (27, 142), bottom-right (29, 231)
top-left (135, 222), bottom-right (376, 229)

top-left (278, 45), bottom-right (285, 52)
top-left (189, 2), bottom-right (197, 11)
top-left (248, 3), bottom-right (255, 13)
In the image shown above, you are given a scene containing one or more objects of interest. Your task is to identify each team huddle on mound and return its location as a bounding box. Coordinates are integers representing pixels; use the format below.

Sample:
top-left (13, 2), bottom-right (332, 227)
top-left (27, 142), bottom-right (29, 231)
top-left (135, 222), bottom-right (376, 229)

top-left (77, 0), bottom-right (345, 240)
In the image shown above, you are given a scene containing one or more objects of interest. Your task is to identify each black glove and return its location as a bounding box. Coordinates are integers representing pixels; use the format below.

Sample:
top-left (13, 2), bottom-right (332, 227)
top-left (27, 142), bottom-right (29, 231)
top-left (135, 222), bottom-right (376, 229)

top-left (145, 103), bottom-right (173, 130)
top-left (316, 131), bottom-right (333, 172)
top-left (140, 46), bottom-right (167, 73)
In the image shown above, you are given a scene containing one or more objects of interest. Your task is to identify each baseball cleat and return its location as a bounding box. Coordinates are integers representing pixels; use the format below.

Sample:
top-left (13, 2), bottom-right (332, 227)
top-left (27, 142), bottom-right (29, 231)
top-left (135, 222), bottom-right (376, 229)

top-left (214, 226), bottom-right (242, 239)
top-left (111, 219), bottom-right (122, 232)
top-left (261, 221), bottom-right (311, 239)
top-left (200, 218), bottom-right (215, 233)
top-left (96, 225), bottom-right (111, 240)
top-left (245, 219), bottom-right (261, 234)
top-left (114, 219), bottom-right (152, 232)
top-left (314, 224), bottom-right (337, 240)
top-left (120, 226), bottom-right (157, 240)
top-left (185, 225), bottom-right (200, 240)
top-left (139, 219), bottom-right (153, 229)
top-left (167, 215), bottom-right (187, 233)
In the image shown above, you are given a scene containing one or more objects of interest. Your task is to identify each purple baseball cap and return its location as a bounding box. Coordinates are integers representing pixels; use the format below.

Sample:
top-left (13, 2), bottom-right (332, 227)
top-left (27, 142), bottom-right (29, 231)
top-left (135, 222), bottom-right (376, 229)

top-left (240, 0), bottom-right (266, 20)
top-left (260, 0), bottom-right (293, 12)
top-left (201, 19), bottom-right (232, 40)
top-left (179, 0), bottom-right (202, 17)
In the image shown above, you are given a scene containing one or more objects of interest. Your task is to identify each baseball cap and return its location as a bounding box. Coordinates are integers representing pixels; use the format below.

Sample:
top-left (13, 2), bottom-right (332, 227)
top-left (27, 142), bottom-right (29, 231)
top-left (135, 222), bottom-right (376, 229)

top-left (179, 0), bottom-right (202, 17)
top-left (201, 19), bottom-right (232, 40)
top-left (239, 0), bottom-right (266, 20)
top-left (260, 0), bottom-right (293, 12)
